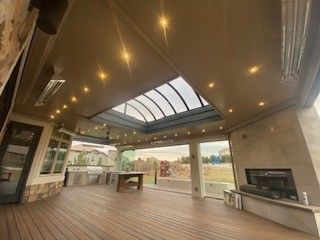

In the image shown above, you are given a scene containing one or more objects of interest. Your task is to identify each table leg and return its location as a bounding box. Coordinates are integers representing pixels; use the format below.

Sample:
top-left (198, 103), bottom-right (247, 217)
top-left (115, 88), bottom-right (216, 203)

top-left (138, 175), bottom-right (143, 190)
top-left (116, 175), bottom-right (122, 192)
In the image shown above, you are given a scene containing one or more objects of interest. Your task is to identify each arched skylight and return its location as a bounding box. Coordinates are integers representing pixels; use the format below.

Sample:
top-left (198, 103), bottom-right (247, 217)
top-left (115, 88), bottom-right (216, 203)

top-left (111, 77), bottom-right (210, 122)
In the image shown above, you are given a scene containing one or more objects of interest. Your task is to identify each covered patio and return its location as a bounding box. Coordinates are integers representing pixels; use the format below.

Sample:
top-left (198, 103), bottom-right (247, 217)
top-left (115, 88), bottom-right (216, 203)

top-left (1, 0), bottom-right (320, 239)
top-left (1, 185), bottom-right (317, 240)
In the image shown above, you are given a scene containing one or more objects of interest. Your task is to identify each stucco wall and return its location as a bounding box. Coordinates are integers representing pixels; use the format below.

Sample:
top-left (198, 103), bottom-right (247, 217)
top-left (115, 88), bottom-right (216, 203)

top-left (230, 106), bottom-right (320, 206)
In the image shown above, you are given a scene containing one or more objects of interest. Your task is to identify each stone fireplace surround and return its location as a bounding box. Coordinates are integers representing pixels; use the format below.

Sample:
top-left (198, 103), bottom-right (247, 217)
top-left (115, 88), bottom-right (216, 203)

top-left (230, 104), bottom-right (320, 237)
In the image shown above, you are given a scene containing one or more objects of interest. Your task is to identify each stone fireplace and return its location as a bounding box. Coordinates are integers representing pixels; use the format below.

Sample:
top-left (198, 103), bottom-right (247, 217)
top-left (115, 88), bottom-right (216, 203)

top-left (242, 168), bottom-right (298, 201)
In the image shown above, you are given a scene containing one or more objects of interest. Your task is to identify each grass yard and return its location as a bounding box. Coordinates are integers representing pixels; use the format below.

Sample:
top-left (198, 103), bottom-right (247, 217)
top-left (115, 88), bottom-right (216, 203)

top-left (143, 164), bottom-right (234, 184)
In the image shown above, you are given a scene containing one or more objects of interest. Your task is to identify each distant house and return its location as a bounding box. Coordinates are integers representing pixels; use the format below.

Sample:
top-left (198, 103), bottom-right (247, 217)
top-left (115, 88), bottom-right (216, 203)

top-left (67, 144), bottom-right (115, 168)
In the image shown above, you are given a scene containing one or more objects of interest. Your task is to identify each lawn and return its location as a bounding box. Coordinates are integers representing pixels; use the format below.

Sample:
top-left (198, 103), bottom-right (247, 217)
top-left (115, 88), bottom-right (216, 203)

top-left (143, 164), bottom-right (234, 184)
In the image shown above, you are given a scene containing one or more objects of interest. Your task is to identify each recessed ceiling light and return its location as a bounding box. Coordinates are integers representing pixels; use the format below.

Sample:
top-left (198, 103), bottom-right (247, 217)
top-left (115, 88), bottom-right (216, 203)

top-left (187, 131), bottom-right (191, 135)
top-left (50, 115), bottom-right (55, 119)
top-left (71, 96), bottom-right (77, 102)
top-left (208, 82), bottom-right (215, 88)
top-left (248, 65), bottom-right (260, 74)
top-left (133, 131), bottom-right (136, 135)
top-left (56, 109), bottom-right (61, 114)
top-left (159, 16), bottom-right (169, 29)
top-left (103, 123), bottom-right (106, 127)
top-left (228, 108), bottom-right (233, 113)
top-left (174, 133), bottom-right (178, 137)
top-left (122, 50), bottom-right (131, 62)
top-left (83, 86), bottom-right (89, 93)
top-left (202, 129), bottom-right (206, 133)
top-left (63, 104), bottom-right (67, 109)
top-left (258, 101), bottom-right (265, 107)
top-left (98, 72), bottom-right (107, 80)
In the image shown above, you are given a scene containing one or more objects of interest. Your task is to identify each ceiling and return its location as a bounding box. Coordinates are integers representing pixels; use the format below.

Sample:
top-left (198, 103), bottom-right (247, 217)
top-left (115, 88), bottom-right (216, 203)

top-left (14, 0), bottom-right (300, 146)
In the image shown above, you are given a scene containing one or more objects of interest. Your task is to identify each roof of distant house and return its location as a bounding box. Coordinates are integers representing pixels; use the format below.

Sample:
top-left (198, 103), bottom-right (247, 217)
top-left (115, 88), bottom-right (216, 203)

top-left (71, 144), bottom-right (109, 156)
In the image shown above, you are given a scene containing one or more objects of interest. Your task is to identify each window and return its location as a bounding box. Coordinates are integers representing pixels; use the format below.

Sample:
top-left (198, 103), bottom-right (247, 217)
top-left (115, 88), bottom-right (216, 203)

top-left (40, 139), bottom-right (59, 174)
top-left (200, 141), bottom-right (235, 197)
top-left (40, 132), bottom-right (70, 175)
top-left (122, 145), bottom-right (190, 187)
top-left (53, 142), bottom-right (69, 173)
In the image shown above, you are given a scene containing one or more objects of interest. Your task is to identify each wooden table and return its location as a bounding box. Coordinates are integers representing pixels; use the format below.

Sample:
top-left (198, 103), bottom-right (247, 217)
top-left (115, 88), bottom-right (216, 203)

top-left (116, 172), bottom-right (144, 192)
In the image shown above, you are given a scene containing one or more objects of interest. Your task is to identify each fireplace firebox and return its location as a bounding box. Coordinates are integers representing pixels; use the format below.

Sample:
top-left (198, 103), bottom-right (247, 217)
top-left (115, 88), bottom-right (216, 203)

top-left (243, 169), bottom-right (298, 201)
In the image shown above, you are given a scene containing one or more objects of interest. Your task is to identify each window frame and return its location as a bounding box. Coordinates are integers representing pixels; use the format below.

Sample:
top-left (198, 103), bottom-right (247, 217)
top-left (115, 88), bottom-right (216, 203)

top-left (39, 132), bottom-right (71, 176)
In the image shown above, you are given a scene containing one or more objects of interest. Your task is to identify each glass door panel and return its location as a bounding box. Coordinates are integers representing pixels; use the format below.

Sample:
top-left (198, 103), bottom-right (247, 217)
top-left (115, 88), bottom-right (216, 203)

top-left (0, 121), bottom-right (42, 203)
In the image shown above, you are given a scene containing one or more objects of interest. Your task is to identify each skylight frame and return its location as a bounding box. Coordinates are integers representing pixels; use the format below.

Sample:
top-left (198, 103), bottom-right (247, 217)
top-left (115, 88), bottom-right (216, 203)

top-left (110, 77), bottom-right (210, 123)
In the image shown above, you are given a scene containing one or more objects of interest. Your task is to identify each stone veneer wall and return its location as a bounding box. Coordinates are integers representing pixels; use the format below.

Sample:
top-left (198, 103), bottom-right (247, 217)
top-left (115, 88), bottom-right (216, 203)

top-left (230, 106), bottom-right (320, 206)
top-left (22, 181), bottom-right (64, 203)
top-left (0, 0), bottom-right (37, 91)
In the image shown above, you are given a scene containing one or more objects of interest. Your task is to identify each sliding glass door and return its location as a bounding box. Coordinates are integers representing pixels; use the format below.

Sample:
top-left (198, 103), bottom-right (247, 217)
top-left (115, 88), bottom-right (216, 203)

top-left (0, 121), bottom-right (42, 203)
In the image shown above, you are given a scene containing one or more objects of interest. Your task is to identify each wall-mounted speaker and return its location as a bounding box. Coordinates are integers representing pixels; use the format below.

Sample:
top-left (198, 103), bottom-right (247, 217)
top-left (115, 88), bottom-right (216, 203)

top-left (30, 0), bottom-right (69, 35)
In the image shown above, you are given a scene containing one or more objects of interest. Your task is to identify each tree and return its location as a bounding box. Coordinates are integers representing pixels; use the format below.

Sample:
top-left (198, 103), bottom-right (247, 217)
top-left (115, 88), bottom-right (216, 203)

top-left (180, 156), bottom-right (190, 164)
top-left (202, 156), bottom-right (211, 164)
top-left (220, 154), bottom-right (232, 163)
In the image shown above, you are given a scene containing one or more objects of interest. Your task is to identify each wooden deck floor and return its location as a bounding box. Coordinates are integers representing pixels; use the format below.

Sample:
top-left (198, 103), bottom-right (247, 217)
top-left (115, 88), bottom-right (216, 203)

top-left (0, 185), bottom-right (318, 240)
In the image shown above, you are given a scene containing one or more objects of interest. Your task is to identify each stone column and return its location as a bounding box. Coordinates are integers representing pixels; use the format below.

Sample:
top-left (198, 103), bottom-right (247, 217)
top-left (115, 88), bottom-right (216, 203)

top-left (115, 150), bottom-right (123, 171)
top-left (189, 141), bottom-right (205, 198)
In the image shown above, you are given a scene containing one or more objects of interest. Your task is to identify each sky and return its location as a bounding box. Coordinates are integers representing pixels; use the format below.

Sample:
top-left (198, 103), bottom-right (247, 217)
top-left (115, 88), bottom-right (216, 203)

top-left (72, 140), bottom-right (229, 162)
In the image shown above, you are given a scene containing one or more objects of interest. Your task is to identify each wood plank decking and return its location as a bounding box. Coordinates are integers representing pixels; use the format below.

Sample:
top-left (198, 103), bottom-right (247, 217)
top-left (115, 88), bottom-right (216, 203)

top-left (0, 185), bottom-right (317, 240)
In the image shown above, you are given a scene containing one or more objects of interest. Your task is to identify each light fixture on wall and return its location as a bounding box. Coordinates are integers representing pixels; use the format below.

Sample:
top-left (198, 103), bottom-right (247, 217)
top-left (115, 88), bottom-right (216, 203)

top-left (281, 0), bottom-right (312, 81)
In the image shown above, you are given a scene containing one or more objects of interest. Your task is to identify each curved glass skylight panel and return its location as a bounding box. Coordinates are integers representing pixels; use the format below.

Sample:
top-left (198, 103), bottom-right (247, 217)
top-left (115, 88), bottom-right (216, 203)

top-left (170, 77), bottom-right (202, 110)
top-left (135, 95), bottom-right (164, 120)
top-left (112, 103), bottom-right (125, 113)
top-left (200, 96), bottom-right (209, 106)
top-left (128, 99), bottom-right (154, 122)
top-left (126, 104), bottom-right (146, 122)
top-left (145, 90), bottom-right (175, 116)
top-left (156, 84), bottom-right (187, 113)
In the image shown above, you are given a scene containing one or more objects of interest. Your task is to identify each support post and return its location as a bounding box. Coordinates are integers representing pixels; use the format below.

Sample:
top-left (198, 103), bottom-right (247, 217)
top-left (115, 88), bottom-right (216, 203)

top-left (189, 141), bottom-right (205, 198)
top-left (115, 150), bottom-right (123, 171)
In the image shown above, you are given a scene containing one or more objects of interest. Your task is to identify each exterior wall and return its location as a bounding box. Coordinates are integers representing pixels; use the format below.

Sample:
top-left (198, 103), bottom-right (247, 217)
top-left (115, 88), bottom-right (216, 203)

top-left (22, 181), bottom-right (64, 203)
top-left (0, 1), bottom-right (37, 140)
top-left (10, 113), bottom-right (71, 202)
top-left (230, 105), bottom-right (320, 206)
top-left (0, 0), bottom-right (37, 94)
